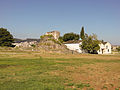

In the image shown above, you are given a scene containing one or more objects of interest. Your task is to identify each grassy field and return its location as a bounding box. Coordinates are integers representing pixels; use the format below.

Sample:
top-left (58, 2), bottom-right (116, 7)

top-left (0, 51), bottom-right (120, 90)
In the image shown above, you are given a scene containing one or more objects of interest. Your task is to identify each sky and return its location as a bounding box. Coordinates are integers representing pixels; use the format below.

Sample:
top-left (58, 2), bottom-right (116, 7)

top-left (0, 0), bottom-right (120, 45)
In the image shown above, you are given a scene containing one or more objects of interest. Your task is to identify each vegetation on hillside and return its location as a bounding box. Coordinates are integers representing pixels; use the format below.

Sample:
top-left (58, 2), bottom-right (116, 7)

top-left (58, 36), bottom-right (64, 43)
top-left (40, 34), bottom-right (54, 40)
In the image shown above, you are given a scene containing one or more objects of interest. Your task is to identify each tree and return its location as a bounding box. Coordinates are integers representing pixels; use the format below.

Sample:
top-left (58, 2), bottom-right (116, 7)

top-left (80, 26), bottom-right (85, 40)
top-left (0, 28), bottom-right (14, 47)
top-left (62, 32), bottom-right (79, 42)
top-left (81, 33), bottom-right (100, 54)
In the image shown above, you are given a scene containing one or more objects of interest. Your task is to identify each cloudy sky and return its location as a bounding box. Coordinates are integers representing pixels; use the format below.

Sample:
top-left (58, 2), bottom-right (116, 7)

top-left (0, 0), bottom-right (120, 45)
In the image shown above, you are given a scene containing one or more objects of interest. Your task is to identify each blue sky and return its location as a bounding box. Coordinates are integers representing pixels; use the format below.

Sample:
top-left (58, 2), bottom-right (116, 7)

top-left (0, 0), bottom-right (120, 45)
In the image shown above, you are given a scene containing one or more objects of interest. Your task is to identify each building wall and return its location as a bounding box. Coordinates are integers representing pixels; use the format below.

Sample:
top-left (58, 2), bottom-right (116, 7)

top-left (65, 43), bottom-right (82, 53)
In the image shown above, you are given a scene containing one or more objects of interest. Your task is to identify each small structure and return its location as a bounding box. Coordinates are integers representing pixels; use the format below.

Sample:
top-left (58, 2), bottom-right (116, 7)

top-left (112, 45), bottom-right (120, 51)
top-left (45, 31), bottom-right (60, 40)
top-left (97, 42), bottom-right (111, 54)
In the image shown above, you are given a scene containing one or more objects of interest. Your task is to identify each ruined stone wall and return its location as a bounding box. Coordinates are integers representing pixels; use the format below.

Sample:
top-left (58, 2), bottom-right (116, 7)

top-left (45, 31), bottom-right (60, 40)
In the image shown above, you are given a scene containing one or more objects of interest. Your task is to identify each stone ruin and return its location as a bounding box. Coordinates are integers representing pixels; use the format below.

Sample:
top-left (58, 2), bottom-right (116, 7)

top-left (45, 31), bottom-right (60, 40)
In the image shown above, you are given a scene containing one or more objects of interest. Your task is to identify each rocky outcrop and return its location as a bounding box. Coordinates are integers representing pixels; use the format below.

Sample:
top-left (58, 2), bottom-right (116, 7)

top-left (38, 35), bottom-right (77, 54)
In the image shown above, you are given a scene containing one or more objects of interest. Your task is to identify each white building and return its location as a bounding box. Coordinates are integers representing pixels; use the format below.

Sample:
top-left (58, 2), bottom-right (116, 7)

top-left (65, 43), bottom-right (82, 53)
top-left (64, 41), bottom-right (112, 54)
top-left (97, 42), bottom-right (111, 54)
top-left (64, 41), bottom-right (82, 53)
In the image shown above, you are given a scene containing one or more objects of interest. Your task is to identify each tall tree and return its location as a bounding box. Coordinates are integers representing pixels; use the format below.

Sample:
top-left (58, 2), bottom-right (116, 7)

top-left (0, 28), bottom-right (14, 47)
top-left (80, 33), bottom-right (100, 54)
top-left (80, 26), bottom-right (85, 40)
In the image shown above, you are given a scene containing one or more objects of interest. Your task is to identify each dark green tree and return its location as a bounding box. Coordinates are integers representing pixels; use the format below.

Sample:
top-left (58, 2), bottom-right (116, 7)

top-left (80, 26), bottom-right (85, 40)
top-left (81, 33), bottom-right (100, 54)
top-left (62, 32), bottom-right (79, 42)
top-left (0, 28), bottom-right (14, 47)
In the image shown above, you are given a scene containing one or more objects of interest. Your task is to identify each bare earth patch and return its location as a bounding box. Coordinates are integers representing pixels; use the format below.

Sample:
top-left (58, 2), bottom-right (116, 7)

top-left (50, 60), bottom-right (120, 89)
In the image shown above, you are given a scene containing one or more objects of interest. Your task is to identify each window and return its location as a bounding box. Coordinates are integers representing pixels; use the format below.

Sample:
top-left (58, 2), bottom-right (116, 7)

top-left (106, 46), bottom-right (108, 49)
